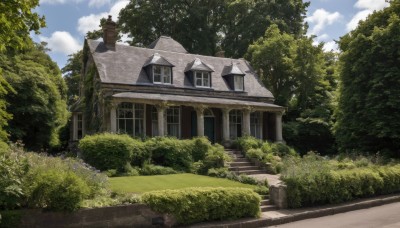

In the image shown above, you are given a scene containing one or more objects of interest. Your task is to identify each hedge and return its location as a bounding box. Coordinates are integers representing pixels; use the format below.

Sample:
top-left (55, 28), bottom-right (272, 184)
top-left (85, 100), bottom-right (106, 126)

top-left (142, 187), bottom-right (261, 224)
top-left (79, 133), bottom-right (137, 171)
top-left (284, 165), bottom-right (400, 208)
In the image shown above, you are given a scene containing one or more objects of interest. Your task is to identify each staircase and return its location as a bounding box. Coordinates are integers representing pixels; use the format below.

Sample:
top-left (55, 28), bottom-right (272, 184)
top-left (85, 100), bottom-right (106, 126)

top-left (225, 148), bottom-right (265, 175)
top-left (225, 148), bottom-right (277, 212)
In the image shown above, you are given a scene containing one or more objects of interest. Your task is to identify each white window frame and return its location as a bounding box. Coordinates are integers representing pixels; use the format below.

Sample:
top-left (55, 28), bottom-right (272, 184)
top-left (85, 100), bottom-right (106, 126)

top-left (229, 109), bottom-right (242, 140)
top-left (194, 71), bottom-right (211, 88)
top-left (234, 75), bottom-right (244, 91)
top-left (153, 65), bottom-right (172, 84)
top-left (250, 111), bottom-right (262, 139)
top-left (166, 106), bottom-right (181, 138)
top-left (117, 103), bottom-right (146, 137)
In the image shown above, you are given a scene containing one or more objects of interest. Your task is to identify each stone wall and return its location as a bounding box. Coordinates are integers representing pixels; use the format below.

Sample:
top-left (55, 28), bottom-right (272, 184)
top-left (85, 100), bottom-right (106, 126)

top-left (17, 204), bottom-right (172, 227)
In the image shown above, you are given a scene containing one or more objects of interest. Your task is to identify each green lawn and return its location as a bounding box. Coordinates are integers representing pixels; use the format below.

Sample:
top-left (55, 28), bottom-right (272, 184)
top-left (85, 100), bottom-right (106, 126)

top-left (109, 173), bottom-right (255, 193)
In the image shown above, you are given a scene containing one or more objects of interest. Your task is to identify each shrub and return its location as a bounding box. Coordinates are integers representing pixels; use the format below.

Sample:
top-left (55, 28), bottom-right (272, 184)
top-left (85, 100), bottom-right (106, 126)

top-left (270, 143), bottom-right (297, 157)
top-left (26, 169), bottom-right (90, 211)
top-left (81, 193), bottom-right (141, 208)
top-left (246, 148), bottom-right (264, 160)
top-left (142, 187), bottom-right (260, 224)
top-left (195, 144), bottom-right (231, 174)
top-left (191, 137), bottom-right (212, 161)
top-left (146, 137), bottom-right (193, 171)
top-left (130, 139), bottom-right (148, 167)
top-left (140, 164), bottom-right (178, 175)
top-left (235, 136), bottom-right (262, 153)
top-left (79, 133), bottom-right (136, 171)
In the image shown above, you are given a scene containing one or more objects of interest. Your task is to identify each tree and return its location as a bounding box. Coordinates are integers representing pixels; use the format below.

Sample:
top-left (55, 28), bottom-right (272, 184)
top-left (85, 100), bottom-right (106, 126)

top-left (0, 42), bottom-right (68, 151)
top-left (62, 50), bottom-right (83, 106)
top-left (335, 0), bottom-right (400, 155)
top-left (118, 0), bottom-right (308, 57)
top-left (246, 25), bottom-right (337, 154)
top-left (0, 0), bottom-right (46, 141)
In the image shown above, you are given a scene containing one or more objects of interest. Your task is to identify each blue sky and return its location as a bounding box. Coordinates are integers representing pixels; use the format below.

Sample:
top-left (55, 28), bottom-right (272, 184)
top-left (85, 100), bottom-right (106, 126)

top-left (32, 0), bottom-right (389, 70)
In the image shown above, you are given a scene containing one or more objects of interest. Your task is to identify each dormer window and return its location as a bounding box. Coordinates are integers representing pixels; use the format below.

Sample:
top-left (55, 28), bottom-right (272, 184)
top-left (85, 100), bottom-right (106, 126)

top-left (185, 58), bottom-right (214, 88)
top-left (153, 65), bottom-right (171, 84)
top-left (234, 75), bottom-right (244, 91)
top-left (143, 53), bottom-right (174, 85)
top-left (195, 71), bottom-right (211, 88)
top-left (222, 63), bottom-right (246, 91)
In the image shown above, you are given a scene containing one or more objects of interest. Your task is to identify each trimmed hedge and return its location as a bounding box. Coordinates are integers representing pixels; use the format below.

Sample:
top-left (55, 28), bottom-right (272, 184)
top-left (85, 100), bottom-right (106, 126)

top-left (79, 133), bottom-right (137, 171)
top-left (142, 187), bottom-right (260, 224)
top-left (284, 165), bottom-right (400, 208)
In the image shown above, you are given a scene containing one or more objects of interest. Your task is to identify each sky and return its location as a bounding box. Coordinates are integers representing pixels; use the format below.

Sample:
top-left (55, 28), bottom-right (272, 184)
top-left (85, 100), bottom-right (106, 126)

top-left (32, 0), bottom-right (390, 70)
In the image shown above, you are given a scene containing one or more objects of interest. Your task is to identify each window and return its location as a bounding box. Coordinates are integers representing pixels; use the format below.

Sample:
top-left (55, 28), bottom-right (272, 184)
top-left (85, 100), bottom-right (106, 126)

top-left (77, 114), bottom-right (83, 139)
top-left (229, 110), bottom-right (242, 139)
top-left (117, 103), bottom-right (145, 136)
top-left (153, 65), bottom-right (172, 84)
top-left (195, 71), bottom-right (211, 87)
top-left (234, 75), bottom-right (244, 91)
top-left (151, 106), bottom-right (158, 136)
top-left (250, 112), bottom-right (262, 139)
top-left (166, 106), bottom-right (180, 138)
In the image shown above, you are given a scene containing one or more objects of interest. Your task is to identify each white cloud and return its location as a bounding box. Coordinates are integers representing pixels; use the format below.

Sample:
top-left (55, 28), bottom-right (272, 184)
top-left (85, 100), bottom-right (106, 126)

top-left (88, 0), bottom-right (111, 8)
top-left (306, 9), bottom-right (342, 35)
top-left (323, 41), bottom-right (338, 52)
top-left (354, 0), bottom-right (389, 11)
top-left (39, 31), bottom-right (82, 55)
top-left (40, 0), bottom-right (82, 4)
top-left (346, 10), bottom-right (371, 31)
top-left (346, 0), bottom-right (389, 31)
top-left (77, 0), bottom-right (129, 35)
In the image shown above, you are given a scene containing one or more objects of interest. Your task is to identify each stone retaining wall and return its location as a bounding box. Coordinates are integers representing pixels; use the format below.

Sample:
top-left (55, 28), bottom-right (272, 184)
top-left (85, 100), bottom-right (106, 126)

top-left (16, 204), bottom-right (171, 227)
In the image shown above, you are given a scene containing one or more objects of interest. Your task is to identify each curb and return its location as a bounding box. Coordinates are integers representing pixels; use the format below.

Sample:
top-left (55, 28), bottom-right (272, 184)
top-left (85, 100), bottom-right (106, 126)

top-left (189, 194), bottom-right (400, 228)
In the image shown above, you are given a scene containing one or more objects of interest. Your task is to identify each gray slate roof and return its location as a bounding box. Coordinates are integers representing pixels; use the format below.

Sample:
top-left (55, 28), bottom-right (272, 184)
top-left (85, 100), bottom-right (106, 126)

top-left (148, 36), bottom-right (188, 53)
top-left (86, 39), bottom-right (274, 98)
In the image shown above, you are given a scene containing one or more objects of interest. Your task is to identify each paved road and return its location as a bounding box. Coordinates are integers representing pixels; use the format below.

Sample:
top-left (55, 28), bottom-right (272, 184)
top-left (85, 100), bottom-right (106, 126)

top-left (273, 202), bottom-right (400, 228)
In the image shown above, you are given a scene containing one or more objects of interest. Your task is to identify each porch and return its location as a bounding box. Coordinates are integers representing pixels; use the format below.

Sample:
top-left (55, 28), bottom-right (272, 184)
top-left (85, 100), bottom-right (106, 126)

top-left (107, 92), bottom-right (284, 144)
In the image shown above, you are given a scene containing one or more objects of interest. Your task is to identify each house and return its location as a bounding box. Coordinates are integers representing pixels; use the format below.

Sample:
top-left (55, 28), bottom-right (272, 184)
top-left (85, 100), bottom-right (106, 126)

top-left (71, 16), bottom-right (285, 145)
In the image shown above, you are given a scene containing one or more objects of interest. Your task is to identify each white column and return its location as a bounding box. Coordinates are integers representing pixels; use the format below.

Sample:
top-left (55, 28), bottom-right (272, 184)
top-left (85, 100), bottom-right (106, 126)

top-left (110, 106), bottom-right (117, 133)
top-left (275, 112), bottom-right (283, 142)
top-left (196, 107), bottom-right (205, 137)
top-left (222, 108), bottom-right (230, 141)
top-left (243, 109), bottom-right (251, 136)
top-left (157, 106), bottom-right (165, 137)
top-left (73, 113), bottom-right (78, 140)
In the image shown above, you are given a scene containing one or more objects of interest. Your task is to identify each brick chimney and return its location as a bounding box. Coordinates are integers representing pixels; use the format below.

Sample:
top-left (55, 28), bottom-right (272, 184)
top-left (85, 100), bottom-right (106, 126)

top-left (103, 15), bottom-right (117, 50)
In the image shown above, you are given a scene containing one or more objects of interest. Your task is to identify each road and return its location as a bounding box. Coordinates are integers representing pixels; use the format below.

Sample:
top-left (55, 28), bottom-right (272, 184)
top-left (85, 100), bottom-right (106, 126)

top-left (273, 202), bottom-right (400, 228)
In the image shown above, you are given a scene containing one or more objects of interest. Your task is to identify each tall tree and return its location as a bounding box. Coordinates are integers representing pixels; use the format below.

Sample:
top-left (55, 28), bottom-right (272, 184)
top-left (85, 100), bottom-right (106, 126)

top-left (246, 25), bottom-right (337, 154)
top-left (335, 0), bottom-right (400, 155)
top-left (0, 42), bottom-right (68, 151)
top-left (62, 50), bottom-right (83, 106)
top-left (118, 0), bottom-right (308, 57)
top-left (0, 0), bottom-right (45, 141)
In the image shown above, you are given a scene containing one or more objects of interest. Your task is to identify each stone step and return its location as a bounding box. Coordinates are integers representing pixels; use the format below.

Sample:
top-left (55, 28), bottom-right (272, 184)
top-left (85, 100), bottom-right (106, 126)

top-left (233, 158), bottom-right (248, 162)
top-left (224, 149), bottom-right (242, 154)
top-left (238, 170), bottom-right (266, 175)
top-left (229, 162), bottom-right (254, 167)
top-left (229, 166), bottom-right (260, 171)
top-left (226, 152), bottom-right (245, 158)
top-left (260, 205), bottom-right (277, 212)
top-left (259, 194), bottom-right (269, 198)
top-left (260, 199), bottom-right (270, 206)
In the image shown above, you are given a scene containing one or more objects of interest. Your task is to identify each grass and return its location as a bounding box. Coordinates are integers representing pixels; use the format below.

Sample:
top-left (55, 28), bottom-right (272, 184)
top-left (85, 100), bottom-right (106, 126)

top-left (109, 173), bottom-right (256, 193)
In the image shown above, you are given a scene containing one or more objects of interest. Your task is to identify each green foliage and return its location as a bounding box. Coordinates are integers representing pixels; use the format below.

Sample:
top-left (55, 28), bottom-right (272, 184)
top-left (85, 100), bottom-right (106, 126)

top-left (142, 187), bottom-right (261, 224)
top-left (282, 153), bottom-right (400, 208)
top-left (145, 137), bottom-right (193, 171)
top-left (118, 0), bottom-right (308, 57)
top-left (79, 133), bottom-right (136, 171)
top-left (0, 210), bottom-right (22, 228)
top-left (235, 136), bottom-right (263, 153)
top-left (26, 170), bottom-right (90, 211)
top-left (191, 137), bottom-right (213, 161)
top-left (81, 193), bottom-right (141, 209)
top-left (62, 50), bottom-right (83, 105)
top-left (193, 144), bottom-right (231, 175)
top-left (140, 164), bottom-right (178, 176)
top-left (336, 1), bottom-right (400, 156)
top-left (0, 43), bottom-right (68, 151)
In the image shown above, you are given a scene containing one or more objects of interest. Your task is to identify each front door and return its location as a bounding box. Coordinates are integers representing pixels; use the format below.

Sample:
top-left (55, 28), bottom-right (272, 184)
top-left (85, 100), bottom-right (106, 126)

top-left (204, 117), bottom-right (215, 143)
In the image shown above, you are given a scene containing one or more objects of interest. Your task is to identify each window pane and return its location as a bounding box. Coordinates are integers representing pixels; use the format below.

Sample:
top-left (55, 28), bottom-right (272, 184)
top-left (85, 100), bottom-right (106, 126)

top-left (234, 76), bottom-right (244, 91)
top-left (203, 75), bottom-right (209, 87)
top-left (154, 66), bottom-right (161, 74)
top-left (126, 119), bottom-right (133, 135)
top-left (196, 77), bottom-right (202, 86)
top-left (154, 74), bottom-right (161, 82)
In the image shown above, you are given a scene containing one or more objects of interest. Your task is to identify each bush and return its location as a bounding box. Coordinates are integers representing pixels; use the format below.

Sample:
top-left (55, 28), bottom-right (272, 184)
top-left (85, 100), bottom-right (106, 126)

top-left (194, 144), bottom-right (231, 174)
top-left (270, 143), bottom-right (297, 157)
top-left (282, 153), bottom-right (400, 208)
top-left (191, 137), bottom-right (212, 161)
top-left (26, 169), bottom-right (90, 211)
top-left (145, 137), bottom-right (193, 171)
top-left (140, 164), bottom-right (178, 175)
top-left (246, 148), bottom-right (264, 160)
top-left (81, 193), bottom-right (141, 208)
top-left (79, 133), bottom-right (136, 171)
top-left (235, 136), bottom-right (262, 153)
top-left (142, 187), bottom-right (260, 224)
